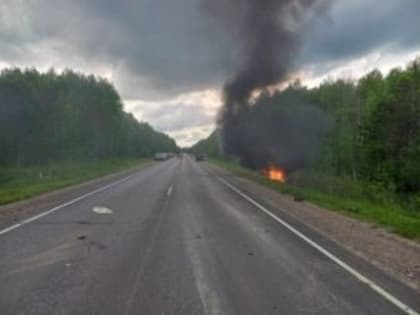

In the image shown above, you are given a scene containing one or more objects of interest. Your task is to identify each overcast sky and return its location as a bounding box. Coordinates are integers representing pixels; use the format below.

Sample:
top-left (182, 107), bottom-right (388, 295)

top-left (1, 0), bottom-right (420, 146)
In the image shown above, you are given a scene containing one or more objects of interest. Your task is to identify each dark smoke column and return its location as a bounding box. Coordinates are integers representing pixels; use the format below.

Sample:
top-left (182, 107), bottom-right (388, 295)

top-left (205, 0), bottom-right (330, 170)
top-left (223, 0), bottom-right (303, 105)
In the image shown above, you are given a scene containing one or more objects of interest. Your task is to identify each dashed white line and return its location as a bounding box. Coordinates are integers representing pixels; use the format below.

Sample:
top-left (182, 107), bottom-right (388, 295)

top-left (0, 172), bottom-right (140, 236)
top-left (216, 176), bottom-right (419, 315)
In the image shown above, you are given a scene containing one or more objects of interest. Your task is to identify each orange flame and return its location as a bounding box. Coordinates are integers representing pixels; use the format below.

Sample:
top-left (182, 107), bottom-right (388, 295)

top-left (265, 166), bottom-right (286, 183)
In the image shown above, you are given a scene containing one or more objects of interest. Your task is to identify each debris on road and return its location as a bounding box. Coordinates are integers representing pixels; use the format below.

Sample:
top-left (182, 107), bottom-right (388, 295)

top-left (92, 207), bottom-right (113, 215)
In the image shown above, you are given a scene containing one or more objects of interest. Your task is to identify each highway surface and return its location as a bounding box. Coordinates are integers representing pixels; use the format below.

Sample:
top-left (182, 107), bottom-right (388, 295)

top-left (0, 156), bottom-right (419, 314)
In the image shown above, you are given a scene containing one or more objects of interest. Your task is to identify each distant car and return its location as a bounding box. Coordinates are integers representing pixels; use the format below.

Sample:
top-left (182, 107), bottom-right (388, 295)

top-left (154, 152), bottom-right (168, 161)
top-left (195, 153), bottom-right (207, 161)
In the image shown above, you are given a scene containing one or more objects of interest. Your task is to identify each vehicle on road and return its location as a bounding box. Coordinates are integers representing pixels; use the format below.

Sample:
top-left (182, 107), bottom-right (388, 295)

top-left (154, 152), bottom-right (171, 161)
top-left (195, 153), bottom-right (207, 161)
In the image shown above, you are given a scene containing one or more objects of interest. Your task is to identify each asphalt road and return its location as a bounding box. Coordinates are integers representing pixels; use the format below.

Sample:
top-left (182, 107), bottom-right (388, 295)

top-left (0, 156), bottom-right (419, 315)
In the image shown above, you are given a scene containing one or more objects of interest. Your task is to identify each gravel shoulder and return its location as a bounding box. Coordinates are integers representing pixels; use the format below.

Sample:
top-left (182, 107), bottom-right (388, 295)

top-left (0, 162), bottom-right (154, 230)
top-left (206, 162), bottom-right (420, 294)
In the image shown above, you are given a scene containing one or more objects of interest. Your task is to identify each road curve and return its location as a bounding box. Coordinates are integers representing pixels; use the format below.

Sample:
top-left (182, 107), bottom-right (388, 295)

top-left (0, 156), bottom-right (419, 314)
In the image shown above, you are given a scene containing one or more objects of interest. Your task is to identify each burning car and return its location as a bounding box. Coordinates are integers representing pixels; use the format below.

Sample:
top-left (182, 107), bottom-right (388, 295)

top-left (263, 165), bottom-right (286, 183)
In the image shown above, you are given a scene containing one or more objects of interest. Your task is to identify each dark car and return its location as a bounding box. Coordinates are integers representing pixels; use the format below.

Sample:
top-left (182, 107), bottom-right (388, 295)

top-left (195, 153), bottom-right (207, 161)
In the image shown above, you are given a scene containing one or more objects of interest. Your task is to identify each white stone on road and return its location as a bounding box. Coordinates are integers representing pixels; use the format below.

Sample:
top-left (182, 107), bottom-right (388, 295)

top-left (92, 207), bottom-right (113, 215)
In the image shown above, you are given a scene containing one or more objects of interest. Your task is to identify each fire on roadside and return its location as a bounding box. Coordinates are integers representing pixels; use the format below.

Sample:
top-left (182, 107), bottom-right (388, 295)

top-left (264, 165), bottom-right (286, 183)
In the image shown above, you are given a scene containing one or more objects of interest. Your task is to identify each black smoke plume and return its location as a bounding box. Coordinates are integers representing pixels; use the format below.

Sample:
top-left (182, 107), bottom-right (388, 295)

top-left (220, 88), bottom-right (331, 171)
top-left (205, 0), bottom-right (331, 171)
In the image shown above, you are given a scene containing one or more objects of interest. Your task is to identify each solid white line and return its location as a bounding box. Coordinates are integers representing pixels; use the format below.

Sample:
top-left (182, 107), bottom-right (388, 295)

top-left (0, 171), bottom-right (140, 236)
top-left (217, 176), bottom-right (419, 315)
top-left (167, 185), bottom-right (173, 196)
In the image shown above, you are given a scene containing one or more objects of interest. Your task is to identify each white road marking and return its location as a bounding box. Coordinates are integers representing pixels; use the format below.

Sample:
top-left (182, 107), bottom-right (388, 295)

top-left (92, 206), bottom-right (113, 215)
top-left (0, 172), bottom-right (140, 236)
top-left (217, 176), bottom-right (420, 315)
top-left (167, 185), bottom-right (173, 196)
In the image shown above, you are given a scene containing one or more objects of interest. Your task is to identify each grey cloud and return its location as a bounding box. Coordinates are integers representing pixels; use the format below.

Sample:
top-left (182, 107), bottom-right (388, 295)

top-left (0, 0), bottom-right (237, 98)
top-left (2, 0), bottom-right (420, 99)
top-left (130, 102), bottom-right (214, 133)
top-left (300, 0), bottom-right (420, 66)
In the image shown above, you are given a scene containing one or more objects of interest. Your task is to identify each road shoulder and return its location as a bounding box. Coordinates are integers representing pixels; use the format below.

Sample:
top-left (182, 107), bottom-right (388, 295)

top-left (0, 162), bottom-right (154, 230)
top-left (205, 162), bottom-right (420, 295)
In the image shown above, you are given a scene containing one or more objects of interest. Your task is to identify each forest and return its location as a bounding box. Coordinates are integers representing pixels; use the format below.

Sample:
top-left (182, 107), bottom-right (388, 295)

top-left (0, 68), bottom-right (177, 167)
top-left (193, 58), bottom-right (420, 212)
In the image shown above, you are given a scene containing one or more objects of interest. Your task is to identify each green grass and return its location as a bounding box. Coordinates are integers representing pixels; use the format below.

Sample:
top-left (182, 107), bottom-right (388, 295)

top-left (0, 159), bottom-right (150, 206)
top-left (211, 158), bottom-right (420, 240)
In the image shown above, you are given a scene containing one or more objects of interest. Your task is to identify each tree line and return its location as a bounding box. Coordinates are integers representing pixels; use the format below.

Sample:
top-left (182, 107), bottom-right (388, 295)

top-left (309, 59), bottom-right (420, 198)
top-left (193, 58), bottom-right (420, 208)
top-left (0, 68), bottom-right (177, 167)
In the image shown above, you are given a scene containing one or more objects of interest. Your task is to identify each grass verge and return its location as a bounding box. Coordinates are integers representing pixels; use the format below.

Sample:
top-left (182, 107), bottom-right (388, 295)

top-left (0, 159), bottom-right (150, 206)
top-left (210, 158), bottom-right (420, 240)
